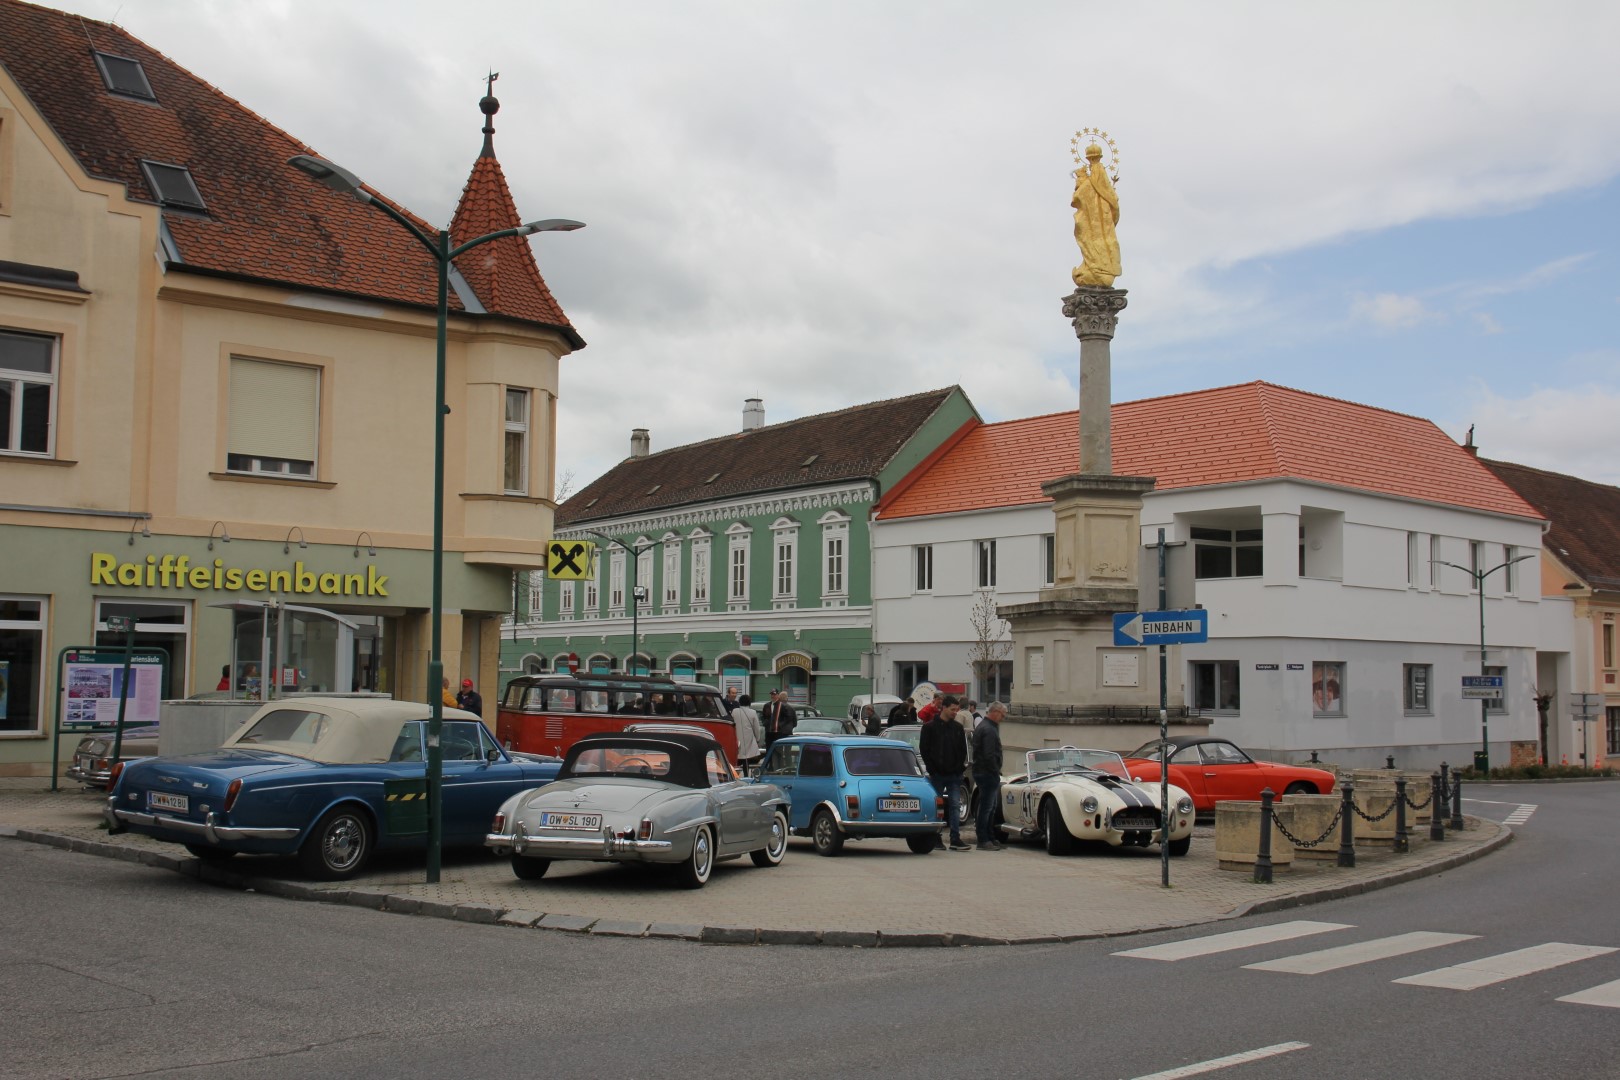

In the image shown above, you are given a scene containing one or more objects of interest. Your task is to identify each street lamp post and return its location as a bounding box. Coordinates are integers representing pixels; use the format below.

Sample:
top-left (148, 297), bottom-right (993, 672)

top-left (1435, 553), bottom-right (1535, 775)
top-left (581, 529), bottom-right (650, 672)
top-left (287, 153), bottom-right (582, 883)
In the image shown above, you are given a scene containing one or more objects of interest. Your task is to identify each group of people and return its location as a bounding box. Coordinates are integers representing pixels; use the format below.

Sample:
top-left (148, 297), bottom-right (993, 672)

top-left (441, 676), bottom-right (482, 717)
top-left (915, 692), bottom-right (1006, 851)
top-left (719, 686), bottom-right (798, 776)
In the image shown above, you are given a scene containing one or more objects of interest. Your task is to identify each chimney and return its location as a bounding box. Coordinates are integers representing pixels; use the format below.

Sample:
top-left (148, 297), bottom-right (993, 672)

top-left (743, 398), bottom-right (765, 431)
top-left (630, 428), bottom-right (650, 458)
top-left (1462, 423), bottom-right (1477, 457)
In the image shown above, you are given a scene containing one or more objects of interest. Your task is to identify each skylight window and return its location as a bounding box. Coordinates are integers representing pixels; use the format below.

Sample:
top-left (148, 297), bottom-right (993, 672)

top-left (584, 498), bottom-right (598, 508)
top-left (93, 52), bottom-right (155, 100)
top-left (140, 160), bottom-right (206, 212)
top-left (801, 454), bottom-right (820, 467)
top-left (705, 472), bottom-right (721, 484)
top-left (647, 484), bottom-right (661, 495)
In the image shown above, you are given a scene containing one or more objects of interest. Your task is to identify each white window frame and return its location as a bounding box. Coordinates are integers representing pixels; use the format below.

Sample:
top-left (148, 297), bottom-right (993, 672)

top-left (0, 329), bottom-right (58, 458)
top-left (634, 540), bottom-right (653, 615)
top-left (1469, 540), bottom-right (1484, 589)
top-left (975, 539), bottom-right (997, 590)
top-left (609, 549), bottom-right (626, 615)
top-left (915, 544), bottom-right (933, 592)
top-left (558, 576), bottom-right (575, 618)
top-left (819, 510), bottom-right (850, 607)
top-left (584, 551), bottom-right (600, 615)
top-left (503, 387), bottom-right (530, 495)
top-left (1042, 534), bottom-right (1056, 587)
top-left (95, 598), bottom-right (190, 701)
top-left (1406, 532), bottom-right (1419, 589)
top-left (727, 523), bottom-right (751, 611)
top-left (1190, 660), bottom-right (1240, 712)
top-left (1430, 535), bottom-right (1443, 589)
top-left (527, 569), bottom-right (543, 620)
top-left (227, 356), bottom-right (320, 478)
top-left (661, 534), bottom-right (682, 612)
top-left (1312, 660), bottom-right (1346, 718)
top-left (1503, 545), bottom-right (1519, 595)
top-left (1403, 662), bottom-right (1432, 715)
top-left (690, 528), bottom-right (711, 608)
top-left (771, 517), bottom-right (799, 609)
top-left (1484, 664), bottom-right (1507, 716)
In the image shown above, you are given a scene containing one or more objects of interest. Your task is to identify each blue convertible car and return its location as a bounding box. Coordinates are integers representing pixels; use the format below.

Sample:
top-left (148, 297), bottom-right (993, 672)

top-left (105, 697), bottom-right (560, 879)
top-left (758, 735), bottom-right (944, 855)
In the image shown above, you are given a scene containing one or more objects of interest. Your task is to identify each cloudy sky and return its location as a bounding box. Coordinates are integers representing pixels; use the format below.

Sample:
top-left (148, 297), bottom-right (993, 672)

top-left (50, 0), bottom-right (1620, 486)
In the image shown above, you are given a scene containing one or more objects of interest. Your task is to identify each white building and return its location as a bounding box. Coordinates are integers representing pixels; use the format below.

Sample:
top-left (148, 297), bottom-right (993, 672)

top-left (873, 382), bottom-right (1571, 769)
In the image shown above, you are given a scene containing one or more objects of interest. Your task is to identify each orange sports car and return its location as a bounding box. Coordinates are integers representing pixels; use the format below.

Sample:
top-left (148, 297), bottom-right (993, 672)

top-left (1121, 736), bottom-right (1337, 815)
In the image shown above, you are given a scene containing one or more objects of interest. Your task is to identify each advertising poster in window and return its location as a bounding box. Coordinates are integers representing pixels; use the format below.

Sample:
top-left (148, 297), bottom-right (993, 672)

top-left (63, 662), bottom-right (162, 728)
top-left (720, 667), bottom-right (750, 698)
top-left (1312, 661), bottom-right (1345, 715)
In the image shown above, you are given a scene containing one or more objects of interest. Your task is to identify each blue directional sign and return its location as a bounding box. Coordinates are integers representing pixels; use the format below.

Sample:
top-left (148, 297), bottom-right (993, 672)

top-left (1460, 675), bottom-right (1504, 700)
top-left (1113, 609), bottom-right (1209, 647)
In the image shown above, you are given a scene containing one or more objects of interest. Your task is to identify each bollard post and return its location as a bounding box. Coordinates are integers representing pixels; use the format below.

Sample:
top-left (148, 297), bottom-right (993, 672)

top-left (1309, 750), bottom-right (1320, 765)
top-left (1337, 781), bottom-right (1356, 868)
top-left (1385, 754), bottom-right (1396, 770)
top-left (1449, 774), bottom-right (1464, 831)
top-left (1429, 773), bottom-right (1445, 842)
top-left (1254, 788), bottom-right (1275, 884)
top-left (1393, 776), bottom-right (1409, 853)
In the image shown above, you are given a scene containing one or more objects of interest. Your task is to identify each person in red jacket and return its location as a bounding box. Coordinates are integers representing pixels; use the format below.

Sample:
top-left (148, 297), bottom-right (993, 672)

top-left (916, 691), bottom-right (944, 725)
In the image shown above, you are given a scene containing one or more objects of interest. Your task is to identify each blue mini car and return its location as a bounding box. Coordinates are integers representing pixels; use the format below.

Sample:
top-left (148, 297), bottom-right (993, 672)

top-left (105, 697), bottom-right (560, 879)
top-left (757, 735), bottom-right (944, 855)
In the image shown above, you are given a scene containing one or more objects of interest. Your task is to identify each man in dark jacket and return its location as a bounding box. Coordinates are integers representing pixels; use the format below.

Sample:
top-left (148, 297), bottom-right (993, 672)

top-left (761, 689), bottom-right (797, 751)
top-left (919, 696), bottom-right (969, 850)
top-left (456, 678), bottom-right (483, 718)
top-left (971, 701), bottom-right (1006, 849)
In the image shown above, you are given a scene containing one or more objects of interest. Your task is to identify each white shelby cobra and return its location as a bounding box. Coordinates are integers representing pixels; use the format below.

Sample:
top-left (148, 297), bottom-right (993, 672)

top-left (999, 747), bottom-right (1196, 856)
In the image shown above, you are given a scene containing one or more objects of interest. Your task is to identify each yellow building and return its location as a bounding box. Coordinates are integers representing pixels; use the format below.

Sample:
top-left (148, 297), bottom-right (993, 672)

top-left (0, 1), bottom-right (580, 774)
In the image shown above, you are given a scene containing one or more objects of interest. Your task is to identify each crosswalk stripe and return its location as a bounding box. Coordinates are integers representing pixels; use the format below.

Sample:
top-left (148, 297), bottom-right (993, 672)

top-left (1502, 804), bottom-right (1536, 824)
top-left (1113, 921), bottom-right (1353, 961)
top-left (1243, 931), bottom-right (1478, 974)
top-left (1394, 943), bottom-right (1617, 990)
top-left (1128, 1041), bottom-right (1311, 1079)
top-left (1557, 979), bottom-right (1620, 1009)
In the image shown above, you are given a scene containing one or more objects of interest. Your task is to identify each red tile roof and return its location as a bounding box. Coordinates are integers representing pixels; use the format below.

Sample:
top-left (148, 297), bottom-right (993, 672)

top-left (450, 151), bottom-right (573, 328)
top-left (878, 381), bottom-right (1542, 521)
top-left (1481, 458), bottom-right (1620, 592)
top-left (0, 0), bottom-right (578, 343)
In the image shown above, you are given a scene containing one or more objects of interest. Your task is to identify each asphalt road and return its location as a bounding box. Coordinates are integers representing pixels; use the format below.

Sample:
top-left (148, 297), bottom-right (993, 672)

top-left (3, 781), bottom-right (1615, 1080)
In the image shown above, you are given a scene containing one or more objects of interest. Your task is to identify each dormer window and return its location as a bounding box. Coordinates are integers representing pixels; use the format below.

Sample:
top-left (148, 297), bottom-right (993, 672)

top-left (93, 52), bottom-right (155, 100)
top-left (140, 160), bottom-right (206, 212)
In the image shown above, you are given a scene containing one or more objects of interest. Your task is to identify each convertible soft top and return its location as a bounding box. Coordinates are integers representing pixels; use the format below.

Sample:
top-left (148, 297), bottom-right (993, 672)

top-left (561, 732), bottom-right (722, 787)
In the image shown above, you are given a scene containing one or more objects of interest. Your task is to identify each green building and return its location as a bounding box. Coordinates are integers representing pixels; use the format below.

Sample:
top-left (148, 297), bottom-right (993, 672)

top-left (501, 389), bottom-right (978, 713)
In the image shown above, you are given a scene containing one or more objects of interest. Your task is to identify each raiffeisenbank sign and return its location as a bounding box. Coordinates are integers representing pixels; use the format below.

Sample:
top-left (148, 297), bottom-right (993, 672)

top-left (90, 552), bottom-right (389, 597)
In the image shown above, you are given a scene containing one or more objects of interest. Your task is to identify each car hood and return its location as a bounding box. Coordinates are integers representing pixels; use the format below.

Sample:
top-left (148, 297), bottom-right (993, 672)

top-left (516, 778), bottom-right (675, 816)
top-left (122, 749), bottom-right (312, 783)
top-left (1043, 771), bottom-right (1189, 807)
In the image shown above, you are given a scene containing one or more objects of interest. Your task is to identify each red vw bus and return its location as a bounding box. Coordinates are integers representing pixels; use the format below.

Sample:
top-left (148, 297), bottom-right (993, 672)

top-left (496, 674), bottom-right (738, 762)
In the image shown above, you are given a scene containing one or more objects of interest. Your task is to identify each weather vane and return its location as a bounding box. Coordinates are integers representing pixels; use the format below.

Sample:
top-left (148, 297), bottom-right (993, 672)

top-left (1070, 127), bottom-right (1120, 184)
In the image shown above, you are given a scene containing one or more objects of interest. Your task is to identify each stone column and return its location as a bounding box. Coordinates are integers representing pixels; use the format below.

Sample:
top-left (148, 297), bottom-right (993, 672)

top-left (1063, 287), bottom-right (1129, 475)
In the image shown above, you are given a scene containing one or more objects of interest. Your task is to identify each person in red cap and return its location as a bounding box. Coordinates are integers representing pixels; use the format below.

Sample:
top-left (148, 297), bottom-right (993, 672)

top-left (456, 677), bottom-right (483, 718)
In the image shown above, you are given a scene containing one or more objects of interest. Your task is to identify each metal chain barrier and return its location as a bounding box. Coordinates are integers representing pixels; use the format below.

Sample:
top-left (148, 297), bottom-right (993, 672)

top-left (1349, 793), bottom-right (1399, 823)
top-left (1403, 786), bottom-right (1434, 811)
top-left (1270, 804), bottom-right (1343, 849)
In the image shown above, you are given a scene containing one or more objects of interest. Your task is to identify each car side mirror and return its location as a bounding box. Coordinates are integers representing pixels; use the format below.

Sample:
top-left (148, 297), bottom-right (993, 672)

top-left (486, 747), bottom-right (501, 765)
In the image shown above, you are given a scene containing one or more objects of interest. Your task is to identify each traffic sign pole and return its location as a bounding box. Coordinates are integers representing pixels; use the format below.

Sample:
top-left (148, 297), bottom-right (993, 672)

top-left (1155, 528), bottom-right (1170, 889)
top-left (107, 615), bottom-right (136, 770)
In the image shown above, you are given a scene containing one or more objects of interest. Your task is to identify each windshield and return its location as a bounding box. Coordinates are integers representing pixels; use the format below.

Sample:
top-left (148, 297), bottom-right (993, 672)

top-left (1026, 748), bottom-right (1129, 779)
top-left (560, 743), bottom-right (708, 788)
top-left (842, 745), bottom-right (924, 777)
top-left (1126, 741), bottom-right (1166, 761)
top-left (797, 718), bottom-right (845, 734)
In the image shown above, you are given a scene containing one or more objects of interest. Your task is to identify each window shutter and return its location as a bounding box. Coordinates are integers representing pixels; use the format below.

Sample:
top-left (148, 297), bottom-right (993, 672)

top-left (229, 358), bottom-right (319, 462)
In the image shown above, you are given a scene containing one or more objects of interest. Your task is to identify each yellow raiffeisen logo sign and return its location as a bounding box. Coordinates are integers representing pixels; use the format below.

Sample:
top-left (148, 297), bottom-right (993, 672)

top-left (90, 553), bottom-right (389, 597)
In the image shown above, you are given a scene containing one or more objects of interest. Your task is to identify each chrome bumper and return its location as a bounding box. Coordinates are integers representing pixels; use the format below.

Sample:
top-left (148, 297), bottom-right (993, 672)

top-left (487, 828), bottom-right (674, 857)
top-left (67, 764), bottom-right (111, 786)
top-left (105, 804), bottom-right (299, 843)
top-left (840, 820), bottom-right (944, 835)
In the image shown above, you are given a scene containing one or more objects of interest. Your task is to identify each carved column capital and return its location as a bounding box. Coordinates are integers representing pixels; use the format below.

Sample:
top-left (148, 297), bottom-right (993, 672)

top-left (1062, 287), bottom-right (1129, 340)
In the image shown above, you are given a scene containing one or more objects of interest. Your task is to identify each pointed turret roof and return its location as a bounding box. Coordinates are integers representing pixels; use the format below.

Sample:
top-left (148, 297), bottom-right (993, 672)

top-left (449, 83), bottom-right (580, 344)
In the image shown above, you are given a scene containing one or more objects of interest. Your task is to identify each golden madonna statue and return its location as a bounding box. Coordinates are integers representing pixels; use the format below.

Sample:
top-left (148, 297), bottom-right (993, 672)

top-left (1071, 142), bottom-right (1120, 288)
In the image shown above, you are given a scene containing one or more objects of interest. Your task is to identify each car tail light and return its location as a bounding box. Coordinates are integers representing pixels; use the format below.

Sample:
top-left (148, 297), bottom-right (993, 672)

top-left (492, 812), bottom-right (507, 833)
top-left (107, 762), bottom-right (125, 790)
top-left (846, 794), bottom-right (860, 819)
top-left (637, 817), bottom-right (654, 841)
top-left (935, 795), bottom-right (946, 821)
top-left (223, 778), bottom-right (243, 813)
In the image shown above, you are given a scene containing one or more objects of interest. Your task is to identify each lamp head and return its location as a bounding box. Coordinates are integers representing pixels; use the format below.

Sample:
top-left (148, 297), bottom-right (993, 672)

top-left (518, 218), bottom-right (586, 235)
top-left (287, 155), bottom-right (372, 203)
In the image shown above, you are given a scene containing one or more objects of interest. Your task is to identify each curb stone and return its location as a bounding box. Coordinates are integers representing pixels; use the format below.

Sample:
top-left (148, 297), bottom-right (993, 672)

top-left (538, 913), bottom-right (596, 932)
top-left (412, 898), bottom-right (461, 920)
top-left (820, 930), bottom-right (878, 948)
top-left (452, 902), bottom-right (503, 925)
top-left (589, 920), bottom-right (649, 938)
top-left (757, 928), bottom-right (820, 945)
top-left (498, 909), bottom-right (546, 928)
top-left (383, 895), bottom-right (424, 915)
top-left (699, 925), bottom-right (757, 945)
top-left (646, 923), bottom-right (704, 940)
top-left (878, 930), bottom-right (948, 947)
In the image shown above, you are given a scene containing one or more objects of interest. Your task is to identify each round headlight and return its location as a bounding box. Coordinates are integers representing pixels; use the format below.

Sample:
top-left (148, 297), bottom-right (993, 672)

top-left (1177, 796), bottom-right (1194, 815)
top-left (1081, 795), bottom-right (1099, 814)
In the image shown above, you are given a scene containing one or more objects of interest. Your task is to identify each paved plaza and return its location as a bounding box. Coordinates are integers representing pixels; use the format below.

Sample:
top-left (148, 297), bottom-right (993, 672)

top-left (0, 777), bottom-right (1508, 947)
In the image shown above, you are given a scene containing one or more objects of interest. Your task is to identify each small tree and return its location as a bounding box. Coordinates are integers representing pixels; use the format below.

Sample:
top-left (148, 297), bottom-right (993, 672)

top-left (968, 589), bottom-right (1013, 701)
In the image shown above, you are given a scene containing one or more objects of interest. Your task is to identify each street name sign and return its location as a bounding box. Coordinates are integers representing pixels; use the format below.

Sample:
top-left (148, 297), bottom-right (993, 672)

top-left (1113, 609), bottom-right (1209, 647)
top-left (1461, 675), bottom-right (1504, 700)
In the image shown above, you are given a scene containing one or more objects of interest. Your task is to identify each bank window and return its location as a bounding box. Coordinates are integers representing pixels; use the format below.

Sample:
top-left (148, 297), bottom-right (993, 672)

top-left (0, 596), bottom-right (48, 734)
top-left (504, 388), bottom-right (529, 495)
top-left (915, 545), bottom-right (933, 592)
top-left (95, 599), bottom-right (190, 701)
top-left (0, 329), bottom-right (57, 457)
top-left (1043, 534), bottom-right (1056, 587)
top-left (227, 357), bottom-right (318, 478)
top-left (1190, 660), bottom-right (1240, 712)
top-left (1403, 663), bottom-right (1431, 714)
top-left (1193, 527), bottom-right (1263, 579)
top-left (1312, 661), bottom-right (1345, 717)
top-left (975, 539), bottom-right (997, 589)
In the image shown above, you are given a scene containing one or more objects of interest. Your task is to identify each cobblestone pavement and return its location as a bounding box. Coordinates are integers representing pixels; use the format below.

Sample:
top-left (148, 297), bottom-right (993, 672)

top-left (0, 778), bottom-right (1509, 947)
